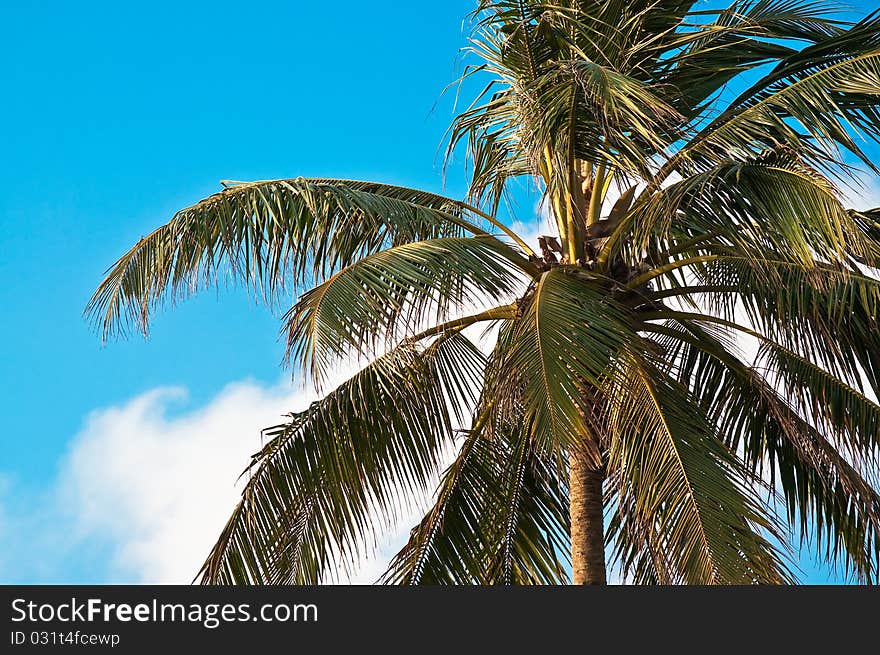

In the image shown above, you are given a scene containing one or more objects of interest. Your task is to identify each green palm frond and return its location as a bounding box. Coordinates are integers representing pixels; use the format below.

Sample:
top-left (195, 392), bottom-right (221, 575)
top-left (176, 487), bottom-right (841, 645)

top-left (499, 268), bottom-right (639, 459)
top-left (282, 235), bottom-right (533, 383)
top-left (653, 0), bottom-right (841, 119)
top-left (380, 429), bottom-right (490, 585)
top-left (86, 178), bottom-right (532, 339)
top-left (669, 9), bottom-right (880, 176)
top-left (643, 318), bottom-right (880, 580)
top-left (615, 150), bottom-right (880, 267)
top-left (197, 332), bottom-right (484, 584)
top-left (644, 247), bottom-right (880, 400)
top-left (532, 58), bottom-right (683, 175)
top-left (606, 353), bottom-right (794, 584)
top-left (385, 316), bottom-right (572, 585)
top-left (694, 257), bottom-right (880, 384)
top-left (454, 2), bottom-right (687, 211)
top-left (382, 405), bottom-right (570, 585)
top-left (759, 341), bottom-right (880, 457)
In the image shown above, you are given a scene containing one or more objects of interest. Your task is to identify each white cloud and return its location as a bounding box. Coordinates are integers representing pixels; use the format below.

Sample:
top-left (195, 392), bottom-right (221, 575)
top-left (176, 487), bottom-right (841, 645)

top-left (57, 382), bottom-right (289, 583)
top-left (50, 375), bottom-right (424, 584)
top-left (0, 313), bottom-right (501, 584)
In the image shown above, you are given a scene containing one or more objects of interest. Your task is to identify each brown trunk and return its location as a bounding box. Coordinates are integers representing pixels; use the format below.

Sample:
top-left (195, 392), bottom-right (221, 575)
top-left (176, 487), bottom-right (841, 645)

top-left (570, 450), bottom-right (606, 585)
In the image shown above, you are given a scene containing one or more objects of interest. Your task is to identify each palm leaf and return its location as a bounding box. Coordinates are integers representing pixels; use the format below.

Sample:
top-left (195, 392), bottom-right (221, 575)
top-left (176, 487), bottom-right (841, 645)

top-left (87, 178), bottom-right (531, 338)
top-left (198, 332), bottom-right (484, 584)
top-left (643, 318), bottom-right (880, 581)
top-left (282, 235), bottom-right (532, 383)
top-left (605, 353), bottom-right (794, 584)
top-left (674, 10), bottom-right (880, 175)
top-left (382, 403), bottom-right (570, 585)
top-left (499, 267), bottom-right (640, 459)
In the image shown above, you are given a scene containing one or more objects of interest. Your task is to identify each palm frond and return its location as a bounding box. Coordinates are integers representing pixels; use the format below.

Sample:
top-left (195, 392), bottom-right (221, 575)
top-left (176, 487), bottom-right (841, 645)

top-left (605, 353), bottom-right (794, 584)
top-left (198, 332), bottom-right (484, 584)
top-left (653, 0), bottom-right (843, 119)
top-left (382, 361), bottom-right (570, 586)
top-left (642, 318), bottom-right (880, 581)
top-left (616, 150), bottom-right (880, 268)
top-left (672, 10), bottom-right (880, 176)
top-left (86, 178), bottom-right (532, 339)
top-left (759, 341), bottom-right (880, 459)
top-left (282, 235), bottom-right (532, 383)
top-left (499, 267), bottom-right (639, 459)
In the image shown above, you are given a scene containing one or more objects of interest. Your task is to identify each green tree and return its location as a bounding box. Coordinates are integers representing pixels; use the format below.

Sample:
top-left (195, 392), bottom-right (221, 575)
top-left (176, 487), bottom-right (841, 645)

top-left (88, 1), bottom-right (880, 584)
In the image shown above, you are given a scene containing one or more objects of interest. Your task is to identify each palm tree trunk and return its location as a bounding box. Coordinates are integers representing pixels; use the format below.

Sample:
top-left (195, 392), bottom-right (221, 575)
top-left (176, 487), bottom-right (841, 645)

top-left (570, 450), bottom-right (606, 585)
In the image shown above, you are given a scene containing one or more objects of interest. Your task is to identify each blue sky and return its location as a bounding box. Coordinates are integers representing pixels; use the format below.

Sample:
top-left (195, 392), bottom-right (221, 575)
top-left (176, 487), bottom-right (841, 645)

top-left (0, 1), bottom-right (471, 470)
top-left (0, 1), bottom-right (876, 584)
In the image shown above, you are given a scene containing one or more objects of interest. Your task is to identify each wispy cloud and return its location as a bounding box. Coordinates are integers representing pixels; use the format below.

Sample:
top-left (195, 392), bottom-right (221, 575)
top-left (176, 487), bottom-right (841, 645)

top-left (59, 381), bottom-right (302, 583)
top-left (1, 375), bottom-right (424, 584)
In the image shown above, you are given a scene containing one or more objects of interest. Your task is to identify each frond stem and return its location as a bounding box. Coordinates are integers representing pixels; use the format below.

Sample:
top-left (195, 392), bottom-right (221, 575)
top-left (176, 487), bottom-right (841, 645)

top-left (409, 305), bottom-right (516, 342)
top-left (626, 255), bottom-right (719, 289)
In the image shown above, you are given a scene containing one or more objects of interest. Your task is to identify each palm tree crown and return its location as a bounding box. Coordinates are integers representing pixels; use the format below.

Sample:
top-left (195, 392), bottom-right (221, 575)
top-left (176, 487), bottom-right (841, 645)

top-left (89, 1), bottom-right (880, 584)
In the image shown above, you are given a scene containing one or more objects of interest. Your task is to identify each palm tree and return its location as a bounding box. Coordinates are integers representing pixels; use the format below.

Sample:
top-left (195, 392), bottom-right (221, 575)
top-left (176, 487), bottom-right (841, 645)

top-left (87, 1), bottom-right (880, 585)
